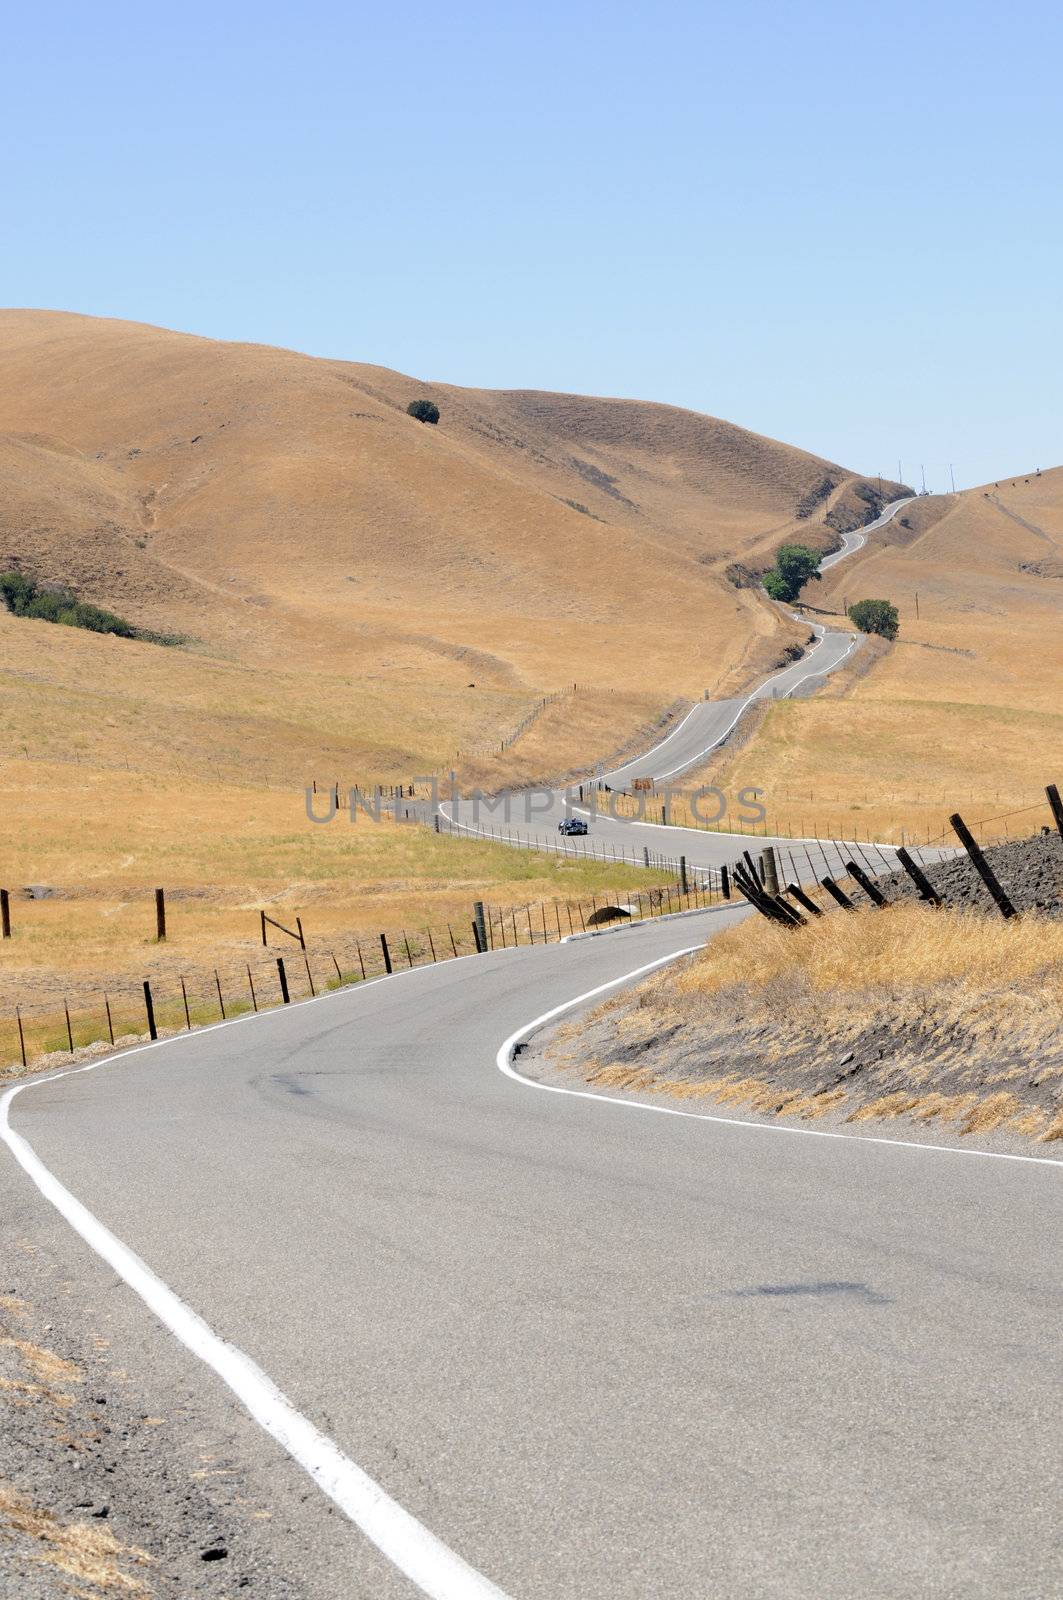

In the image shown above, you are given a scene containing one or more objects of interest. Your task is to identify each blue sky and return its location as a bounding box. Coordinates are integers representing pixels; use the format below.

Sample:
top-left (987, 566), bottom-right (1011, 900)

top-left (4, 1), bottom-right (1060, 487)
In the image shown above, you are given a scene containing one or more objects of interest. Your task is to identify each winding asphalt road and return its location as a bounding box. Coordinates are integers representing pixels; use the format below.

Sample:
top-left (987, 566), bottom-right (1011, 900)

top-left (5, 493), bottom-right (1057, 1598)
top-left (4, 915), bottom-right (1061, 1598)
top-left (439, 496), bottom-right (918, 881)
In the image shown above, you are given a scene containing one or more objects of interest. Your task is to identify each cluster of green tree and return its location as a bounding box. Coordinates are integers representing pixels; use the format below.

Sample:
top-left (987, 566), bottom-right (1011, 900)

top-left (761, 544), bottom-right (823, 602)
top-left (0, 571), bottom-right (182, 645)
top-left (847, 598), bottom-right (900, 639)
top-left (406, 399), bottom-right (440, 424)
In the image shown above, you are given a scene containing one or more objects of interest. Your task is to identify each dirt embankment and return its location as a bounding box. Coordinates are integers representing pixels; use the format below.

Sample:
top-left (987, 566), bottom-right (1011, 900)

top-left (0, 1278), bottom-right (314, 1598)
top-left (874, 828), bottom-right (1063, 916)
top-left (530, 833), bottom-right (1063, 1153)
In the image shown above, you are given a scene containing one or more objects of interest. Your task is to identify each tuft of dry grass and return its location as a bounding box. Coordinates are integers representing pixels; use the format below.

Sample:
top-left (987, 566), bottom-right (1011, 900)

top-left (0, 1483), bottom-right (152, 1595)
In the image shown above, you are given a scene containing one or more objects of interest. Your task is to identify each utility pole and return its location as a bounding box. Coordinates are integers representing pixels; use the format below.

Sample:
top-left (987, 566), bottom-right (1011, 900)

top-left (920, 464), bottom-right (927, 494)
top-left (898, 459), bottom-right (902, 485)
top-left (915, 591), bottom-right (920, 619)
top-left (949, 463), bottom-right (956, 493)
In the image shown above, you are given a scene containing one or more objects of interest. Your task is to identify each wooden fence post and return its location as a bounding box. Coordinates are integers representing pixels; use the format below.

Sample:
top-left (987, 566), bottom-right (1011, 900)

top-left (260, 909), bottom-right (267, 947)
top-left (896, 847), bottom-right (941, 905)
top-left (785, 882), bottom-right (823, 917)
top-left (380, 933), bottom-right (393, 974)
top-left (949, 812), bottom-right (1017, 919)
top-left (143, 979), bottom-right (158, 1039)
top-left (679, 855), bottom-right (689, 895)
top-left (0, 889), bottom-right (10, 940)
top-left (277, 957), bottom-right (290, 1004)
top-left (473, 901), bottom-right (487, 954)
top-left (155, 888), bottom-right (166, 942)
top-left (845, 860), bottom-right (887, 906)
top-left (734, 862), bottom-right (800, 925)
top-left (214, 970), bottom-right (226, 1019)
top-left (820, 877), bottom-right (856, 910)
top-left (1046, 784), bottom-right (1063, 839)
top-left (760, 848), bottom-right (780, 896)
top-left (15, 1005), bottom-right (26, 1067)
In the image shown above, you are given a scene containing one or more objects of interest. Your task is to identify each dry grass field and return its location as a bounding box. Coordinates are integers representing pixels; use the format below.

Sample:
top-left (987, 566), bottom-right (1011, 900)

top-left (0, 751), bottom-right (681, 1064)
top-left (0, 309), bottom-right (905, 1046)
top-left (663, 471), bottom-right (1063, 842)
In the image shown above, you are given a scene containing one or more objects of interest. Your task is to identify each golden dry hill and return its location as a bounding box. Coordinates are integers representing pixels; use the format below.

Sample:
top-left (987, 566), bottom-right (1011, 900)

top-left (0, 307), bottom-right (903, 775)
top-left (0, 308), bottom-right (906, 1050)
top-left (698, 468), bottom-right (1063, 842)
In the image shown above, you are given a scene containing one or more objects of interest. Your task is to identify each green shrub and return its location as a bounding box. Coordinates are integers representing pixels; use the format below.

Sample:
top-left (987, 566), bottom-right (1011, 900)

top-left (847, 598), bottom-right (899, 639)
top-left (407, 399), bottom-right (440, 425)
top-left (1, 571), bottom-right (144, 641)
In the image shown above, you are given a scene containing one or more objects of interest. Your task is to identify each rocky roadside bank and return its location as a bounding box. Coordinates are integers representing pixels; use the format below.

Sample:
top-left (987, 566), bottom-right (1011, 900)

top-left (523, 832), bottom-right (1063, 1154)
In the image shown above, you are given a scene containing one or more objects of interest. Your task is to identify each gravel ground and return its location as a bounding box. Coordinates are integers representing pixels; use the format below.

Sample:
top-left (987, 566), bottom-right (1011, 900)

top-left (0, 1227), bottom-right (351, 1599)
top-left (873, 828), bottom-right (1063, 915)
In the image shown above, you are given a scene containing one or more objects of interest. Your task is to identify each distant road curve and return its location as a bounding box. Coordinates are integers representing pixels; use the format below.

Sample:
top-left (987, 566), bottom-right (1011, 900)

top-left (438, 496), bottom-right (917, 872)
top-left (593, 493), bottom-right (915, 788)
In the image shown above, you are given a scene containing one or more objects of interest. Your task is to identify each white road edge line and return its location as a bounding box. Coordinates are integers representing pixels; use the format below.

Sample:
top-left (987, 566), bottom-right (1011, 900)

top-left (0, 985), bottom-right (514, 1600)
top-left (496, 949), bottom-right (1063, 1170)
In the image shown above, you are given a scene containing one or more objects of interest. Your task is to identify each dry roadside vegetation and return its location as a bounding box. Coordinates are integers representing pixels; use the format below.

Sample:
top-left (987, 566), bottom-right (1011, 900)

top-left (547, 899), bottom-right (1063, 1148)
